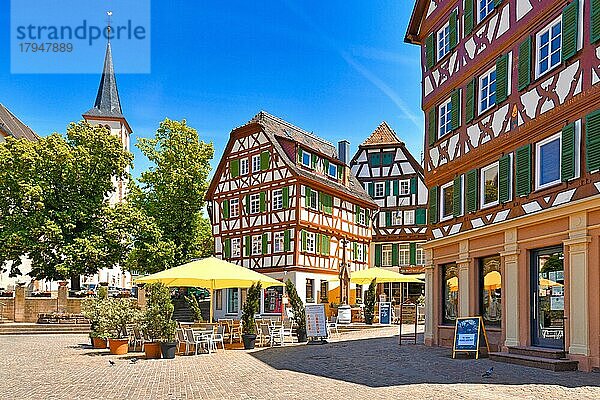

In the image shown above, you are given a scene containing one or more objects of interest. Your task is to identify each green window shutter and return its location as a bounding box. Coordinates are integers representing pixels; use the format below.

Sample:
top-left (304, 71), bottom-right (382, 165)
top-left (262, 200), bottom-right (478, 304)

top-left (496, 54), bottom-right (509, 104)
top-left (392, 244), bottom-right (399, 266)
top-left (368, 183), bottom-right (374, 197)
top-left (466, 78), bottom-right (476, 124)
top-left (428, 108), bottom-right (437, 146)
top-left (592, 0), bottom-right (600, 43)
top-left (586, 110), bottom-right (600, 171)
top-left (311, 154), bottom-right (318, 169)
top-left (409, 243), bottom-right (417, 265)
top-left (499, 154), bottom-right (511, 203)
top-left (375, 244), bottom-right (382, 267)
top-left (464, 0), bottom-right (474, 36)
top-left (337, 165), bottom-right (343, 180)
top-left (321, 235), bottom-right (329, 255)
top-left (494, 0), bottom-right (504, 7)
top-left (453, 175), bottom-right (462, 217)
top-left (284, 230), bottom-right (291, 252)
top-left (416, 208), bottom-right (427, 225)
top-left (245, 236), bottom-right (251, 256)
top-left (365, 209), bottom-right (370, 223)
top-left (451, 89), bottom-right (461, 130)
top-left (562, 0), bottom-right (579, 62)
top-left (518, 37), bottom-right (532, 91)
top-left (429, 186), bottom-right (438, 224)
top-left (316, 233), bottom-right (322, 254)
top-left (425, 33), bottom-right (435, 70)
top-left (385, 211), bottom-right (392, 227)
top-left (385, 181), bottom-right (391, 196)
top-left (262, 234), bottom-right (268, 254)
top-left (353, 243), bottom-right (358, 260)
top-left (282, 186), bottom-right (289, 208)
top-left (355, 205), bottom-right (361, 223)
top-left (260, 192), bottom-right (266, 212)
top-left (260, 151), bottom-right (270, 170)
top-left (298, 148), bottom-right (303, 163)
top-left (561, 123), bottom-right (576, 181)
top-left (515, 144), bottom-right (532, 196)
top-left (230, 159), bottom-right (239, 177)
top-left (305, 186), bottom-right (311, 207)
top-left (301, 230), bottom-right (307, 251)
top-left (323, 159), bottom-right (329, 173)
top-left (410, 177), bottom-right (418, 194)
top-left (449, 10), bottom-right (458, 49)
top-left (466, 169), bottom-right (479, 213)
top-left (224, 238), bottom-right (231, 258)
top-left (318, 191), bottom-right (324, 212)
top-left (371, 154), bottom-right (381, 167)
top-left (327, 195), bottom-right (333, 214)
top-left (245, 194), bottom-right (250, 214)
top-left (223, 200), bottom-right (230, 219)
top-left (382, 153), bottom-right (394, 166)
top-left (393, 180), bottom-right (399, 195)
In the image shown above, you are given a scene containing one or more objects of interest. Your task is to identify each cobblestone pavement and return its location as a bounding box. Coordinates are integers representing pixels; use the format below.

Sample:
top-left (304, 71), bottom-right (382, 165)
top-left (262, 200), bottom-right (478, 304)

top-left (1, 327), bottom-right (599, 400)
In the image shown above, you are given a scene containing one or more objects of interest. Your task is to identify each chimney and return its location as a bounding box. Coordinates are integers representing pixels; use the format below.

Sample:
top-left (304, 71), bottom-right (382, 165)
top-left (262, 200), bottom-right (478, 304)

top-left (338, 140), bottom-right (350, 165)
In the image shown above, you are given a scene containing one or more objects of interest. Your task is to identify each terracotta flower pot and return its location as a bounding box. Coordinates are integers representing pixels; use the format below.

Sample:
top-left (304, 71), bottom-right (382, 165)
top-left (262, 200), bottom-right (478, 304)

top-left (108, 338), bottom-right (129, 355)
top-left (144, 342), bottom-right (161, 359)
top-left (92, 337), bottom-right (108, 349)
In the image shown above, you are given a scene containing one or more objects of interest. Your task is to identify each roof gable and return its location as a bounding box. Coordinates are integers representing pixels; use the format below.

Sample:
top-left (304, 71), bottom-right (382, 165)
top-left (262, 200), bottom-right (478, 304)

top-left (0, 103), bottom-right (39, 142)
top-left (405, 0), bottom-right (432, 44)
top-left (361, 121), bottom-right (402, 146)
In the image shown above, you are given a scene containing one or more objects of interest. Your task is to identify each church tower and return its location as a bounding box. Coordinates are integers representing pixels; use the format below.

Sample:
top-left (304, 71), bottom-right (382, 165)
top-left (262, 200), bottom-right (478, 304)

top-left (82, 41), bottom-right (132, 204)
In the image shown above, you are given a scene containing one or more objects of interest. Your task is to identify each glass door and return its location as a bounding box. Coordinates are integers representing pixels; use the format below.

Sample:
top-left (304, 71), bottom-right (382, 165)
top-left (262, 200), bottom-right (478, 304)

top-left (530, 247), bottom-right (565, 348)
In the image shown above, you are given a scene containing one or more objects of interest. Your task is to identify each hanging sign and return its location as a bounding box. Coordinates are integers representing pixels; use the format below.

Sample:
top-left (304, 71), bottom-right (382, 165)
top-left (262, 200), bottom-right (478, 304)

top-left (379, 302), bottom-right (391, 325)
top-left (305, 304), bottom-right (327, 339)
top-left (452, 316), bottom-right (490, 359)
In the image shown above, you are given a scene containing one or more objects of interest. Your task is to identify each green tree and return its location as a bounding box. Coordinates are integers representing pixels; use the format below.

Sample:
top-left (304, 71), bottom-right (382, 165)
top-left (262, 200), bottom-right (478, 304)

top-left (0, 122), bottom-right (132, 286)
top-left (133, 118), bottom-right (214, 270)
top-left (364, 279), bottom-right (377, 324)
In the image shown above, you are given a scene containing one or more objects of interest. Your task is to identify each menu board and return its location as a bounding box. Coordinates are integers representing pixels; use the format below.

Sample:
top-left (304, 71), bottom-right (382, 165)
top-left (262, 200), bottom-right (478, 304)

top-left (452, 317), bottom-right (489, 359)
top-left (379, 302), bottom-right (391, 325)
top-left (305, 304), bottom-right (327, 339)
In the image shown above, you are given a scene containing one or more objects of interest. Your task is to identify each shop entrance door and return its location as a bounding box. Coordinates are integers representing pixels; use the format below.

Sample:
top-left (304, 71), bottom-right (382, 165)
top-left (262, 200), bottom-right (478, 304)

top-left (530, 246), bottom-right (565, 348)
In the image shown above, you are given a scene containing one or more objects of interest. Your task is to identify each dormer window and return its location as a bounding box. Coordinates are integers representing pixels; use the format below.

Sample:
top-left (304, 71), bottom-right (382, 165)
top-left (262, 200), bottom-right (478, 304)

top-left (328, 163), bottom-right (338, 178)
top-left (302, 151), bottom-right (311, 167)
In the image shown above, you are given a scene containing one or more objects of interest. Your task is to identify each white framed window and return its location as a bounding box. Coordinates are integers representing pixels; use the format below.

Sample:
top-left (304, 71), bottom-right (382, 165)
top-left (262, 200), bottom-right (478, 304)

top-left (252, 155), bottom-right (261, 172)
top-left (478, 0), bottom-right (494, 23)
top-left (356, 243), bottom-right (364, 262)
top-left (307, 188), bottom-right (318, 209)
top-left (536, 17), bottom-right (562, 79)
top-left (416, 244), bottom-right (425, 265)
top-left (392, 211), bottom-right (403, 226)
top-left (252, 235), bottom-right (262, 255)
top-left (535, 132), bottom-right (562, 190)
top-left (358, 207), bottom-right (366, 225)
top-left (399, 244), bottom-right (410, 265)
top-left (240, 158), bottom-right (249, 175)
top-left (399, 180), bottom-right (410, 195)
top-left (374, 182), bottom-right (385, 198)
top-left (481, 162), bottom-right (499, 208)
top-left (230, 198), bottom-right (239, 218)
top-left (302, 151), bottom-right (311, 167)
top-left (227, 289), bottom-right (239, 314)
top-left (232, 238), bottom-right (241, 258)
top-left (438, 98), bottom-right (453, 138)
top-left (437, 21), bottom-right (450, 61)
top-left (306, 232), bottom-right (316, 253)
top-left (272, 189), bottom-right (283, 210)
top-left (479, 67), bottom-right (496, 114)
top-left (328, 163), bottom-right (338, 178)
top-left (404, 210), bottom-right (415, 225)
top-left (274, 232), bottom-right (284, 253)
top-left (382, 244), bottom-right (393, 267)
top-left (440, 181), bottom-right (454, 221)
top-left (250, 193), bottom-right (260, 214)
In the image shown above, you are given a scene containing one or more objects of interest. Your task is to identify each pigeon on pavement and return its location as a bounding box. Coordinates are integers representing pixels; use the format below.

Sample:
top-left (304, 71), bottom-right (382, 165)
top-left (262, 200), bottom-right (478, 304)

top-left (130, 357), bottom-right (138, 364)
top-left (109, 360), bottom-right (115, 366)
top-left (481, 367), bottom-right (494, 377)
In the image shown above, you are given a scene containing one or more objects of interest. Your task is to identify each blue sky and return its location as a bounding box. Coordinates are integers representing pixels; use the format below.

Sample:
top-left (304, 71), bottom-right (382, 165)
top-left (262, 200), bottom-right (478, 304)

top-left (1, 1), bottom-right (423, 177)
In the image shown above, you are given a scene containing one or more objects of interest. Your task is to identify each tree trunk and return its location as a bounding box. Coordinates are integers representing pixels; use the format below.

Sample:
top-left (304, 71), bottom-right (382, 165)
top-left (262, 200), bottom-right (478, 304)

top-left (70, 274), bottom-right (81, 291)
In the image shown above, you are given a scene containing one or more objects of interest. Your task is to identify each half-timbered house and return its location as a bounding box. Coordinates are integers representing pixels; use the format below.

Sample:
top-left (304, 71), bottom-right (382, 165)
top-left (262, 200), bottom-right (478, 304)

top-left (350, 122), bottom-right (428, 302)
top-left (206, 112), bottom-right (377, 319)
top-left (407, 0), bottom-right (600, 370)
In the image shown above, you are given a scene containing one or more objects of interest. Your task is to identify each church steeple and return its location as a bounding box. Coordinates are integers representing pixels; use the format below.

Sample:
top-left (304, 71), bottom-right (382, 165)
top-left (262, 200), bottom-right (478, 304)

top-left (84, 42), bottom-right (124, 118)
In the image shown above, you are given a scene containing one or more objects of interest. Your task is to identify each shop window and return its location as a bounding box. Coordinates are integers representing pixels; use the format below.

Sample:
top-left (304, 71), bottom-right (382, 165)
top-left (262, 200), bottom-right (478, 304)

top-left (355, 285), bottom-right (363, 304)
top-left (442, 264), bottom-right (458, 324)
top-left (480, 256), bottom-right (502, 326)
top-left (320, 281), bottom-right (329, 302)
top-left (227, 289), bottom-right (239, 314)
top-left (263, 286), bottom-right (283, 314)
top-left (215, 289), bottom-right (222, 310)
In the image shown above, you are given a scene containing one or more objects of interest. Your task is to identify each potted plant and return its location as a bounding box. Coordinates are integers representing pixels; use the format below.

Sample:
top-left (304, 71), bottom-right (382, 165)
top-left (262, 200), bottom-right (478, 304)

top-left (241, 282), bottom-right (262, 349)
top-left (364, 279), bottom-right (377, 325)
top-left (285, 279), bottom-right (307, 342)
top-left (81, 286), bottom-right (110, 348)
top-left (142, 282), bottom-right (177, 359)
top-left (104, 298), bottom-right (140, 355)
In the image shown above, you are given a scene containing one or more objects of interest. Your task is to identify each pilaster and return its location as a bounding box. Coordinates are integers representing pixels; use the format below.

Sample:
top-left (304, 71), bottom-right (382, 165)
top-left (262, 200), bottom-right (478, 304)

top-left (501, 228), bottom-right (520, 348)
top-left (424, 248), bottom-right (434, 346)
top-left (457, 240), bottom-right (470, 317)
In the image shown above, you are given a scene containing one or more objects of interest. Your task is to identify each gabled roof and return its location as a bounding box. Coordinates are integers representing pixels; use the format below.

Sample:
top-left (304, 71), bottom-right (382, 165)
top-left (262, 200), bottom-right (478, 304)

top-left (0, 103), bottom-right (39, 142)
top-left (83, 42), bottom-right (124, 119)
top-left (405, 0), bottom-right (430, 44)
top-left (360, 121), bottom-right (402, 146)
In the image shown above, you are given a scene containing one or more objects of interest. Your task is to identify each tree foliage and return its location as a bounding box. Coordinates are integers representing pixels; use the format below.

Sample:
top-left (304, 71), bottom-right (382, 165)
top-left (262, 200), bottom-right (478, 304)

top-left (364, 279), bottom-right (377, 324)
top-left (241, 282), bottom-right (262, 335)
top-left (285, 279), bottom-right (306, 331)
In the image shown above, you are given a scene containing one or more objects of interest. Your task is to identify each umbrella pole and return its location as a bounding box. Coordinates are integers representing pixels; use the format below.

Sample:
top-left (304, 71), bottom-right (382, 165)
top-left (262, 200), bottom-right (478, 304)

top-left (209, 288), bottom-right (214, 323)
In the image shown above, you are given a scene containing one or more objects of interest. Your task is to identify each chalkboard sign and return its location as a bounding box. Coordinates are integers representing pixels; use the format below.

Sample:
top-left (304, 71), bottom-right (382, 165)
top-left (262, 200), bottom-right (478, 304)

top-left (452, 317), bottom-right (489, 359)
top-left (379, 302), bottom-right (391, 325)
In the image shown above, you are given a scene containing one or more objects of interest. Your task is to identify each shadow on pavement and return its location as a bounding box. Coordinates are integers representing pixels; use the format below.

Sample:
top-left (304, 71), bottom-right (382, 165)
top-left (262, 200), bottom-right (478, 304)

top-left (251, 335), bottom-right (600, 388)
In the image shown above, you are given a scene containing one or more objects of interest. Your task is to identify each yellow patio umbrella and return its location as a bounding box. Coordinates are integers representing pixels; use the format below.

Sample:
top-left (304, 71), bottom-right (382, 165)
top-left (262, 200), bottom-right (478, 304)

top-left (136, 257), bottom-right (284, 322)
top-left (484, 271), bottom-right (502, 290)
top-left (539, 278), bottom-right (563, 287)
top-left (350, 267), bottom-right (424, 285)
top-left (447, 276), bottom-right (459, 292)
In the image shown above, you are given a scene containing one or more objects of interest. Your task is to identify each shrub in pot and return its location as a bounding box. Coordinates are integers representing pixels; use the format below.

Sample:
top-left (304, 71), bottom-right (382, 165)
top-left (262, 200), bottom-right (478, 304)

top-left (241, 282), bottom-right (262, 349)
top-left (143, 282), bottom-right (177, 359)
top-left (285, 279), bottom-right (307, 342)
top-left (364, 279), bottom-right (377, 325)
top-left (81, 286), bottom-right (110, 348)
top-left (103, 298), bottom-right (141, 355)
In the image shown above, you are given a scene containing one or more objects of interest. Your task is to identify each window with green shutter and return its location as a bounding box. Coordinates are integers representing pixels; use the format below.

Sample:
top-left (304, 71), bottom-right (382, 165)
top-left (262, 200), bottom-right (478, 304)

top-left (449, 10), bottom-right (458, 49)
top-left (496, 54), bottom-right (509, 103)
top-left (410, 177), bottom-right (417, 194)
top-left (385, 181), bottom-right (391, 196)
top-left (337, 165), bottom-right (343, 180)
top-left (245, 236), bottom-right (251, 256)
top-left (260, 151), bottom-right (270, 170)
top-left (515, 144), bottom-right (532, 196)
top-left (393, 180), bottom-right (399, 196)
top-left (451, 89), bottom-right (461, 130)
top-left (416, 208), bottom-right (427, 225)
top-left (428, 108), bottom-right (437, 146)
top-left (298, 148), bottom-right (303, 163)
top-left (260, 192), bottom-right (266, 212)
top-left (392, 244), bottom-right (399, 266)
top-left (315, 233), bottom-right (322, 254)
top-left (429, 186), bottom-right (438, 224)
top-left (409, 243), bottom-right (417, 265)
top-left (586, 110), bottom-right (600, 172)
top-left (301, 230), bottom-right (307, 252)
top-left (453, 175), bottom-right (462, 217)
top-left (592, 0), bottom-right (600, 43)
top-left (385, 211), bottom-right (392, 227)
top-left (499, 154), bottom-right (511, 203)
top-left (282, 186), bottom-right (289, 208)
top-left (425, 33), bottom-right (435, 70)
top-left (368, 183), bottom-right (374, 197)
top-left (311, 153), bottom-right (318, 169)
top-left (353, 243), bottom-right (359, 260)
top-left (223, 200), bottom-right (229, 219)
top-left (224, 238), bottom-right (231, 258)
top-left (382, 152), bottom-right (394, 166)
top-left (561, 123), bottom-right (576, 181)
top-left (305, 186), bottom-right (311, 207)
top-left (230, 159), bottom-right (239, 177)
top-left (466, 78), bottom-right (476, 123)
top-left (466, 169), bottom-right (479, 213)
top-left (464, 0), bottom-right (474, 36)
top-left (284, 230), bottom-right (291, 252)
top-left (355, 205), bottom-right (361, 223)
top-left (562, 0), bottom-right (579, 62)
top-left (323, 158), bottom-right (329, 174)
top-left (321, 235), bottom-right (330, 255)
top-left (245, 194), bottom-right (250, 214)
top-left (375, 244), bottom-right (382, 267)
top-left (262, 234), bottom-right (268, 254)
top-left (518, 37), bottom-right (532, 91)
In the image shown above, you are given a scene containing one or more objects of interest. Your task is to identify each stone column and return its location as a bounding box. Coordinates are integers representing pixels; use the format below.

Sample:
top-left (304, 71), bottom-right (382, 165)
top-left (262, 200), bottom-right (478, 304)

top-left (501, 228), bottom-right (520, 348)
top-left (457, 240), bottom-right (470, 317)
top-left (423, 248), bottom-right (434, 346)
top-left (57, 285), bottom-right (68, 313)
top-left (564, 212), bottom-right (590, 356)
top-left (137, 287), bottom-right (146, 309)
top-left (14, 285), bottom-right (25, 322)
